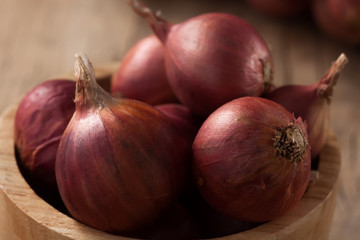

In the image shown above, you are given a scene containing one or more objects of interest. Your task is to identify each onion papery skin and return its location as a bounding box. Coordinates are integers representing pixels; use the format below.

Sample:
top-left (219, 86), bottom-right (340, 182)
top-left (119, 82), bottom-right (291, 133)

top-left (165, 13), bottom-right (273, 117)
top-left (111, 35), bottom-right (178, 105)
top-left (126, 1), bottom-right (274, 117)
top-left (155, 103), bottom-right (203, 205)
top-left (14, 79), bottom-right (75, 193)
top-left (155, 103), bottom-right (203, 143)
top-left (312, 0), bottom-right (360, 45)
top-left (192, 97), bottom-right (311, 222)
top-left (56, 54), bottom-right (189, 233)
top-left (267, 84), bottom-right (329, 159)
top-left (247, 0), bottom-right (310, 18)
top-left (266, 53), bottom-right (348, 159)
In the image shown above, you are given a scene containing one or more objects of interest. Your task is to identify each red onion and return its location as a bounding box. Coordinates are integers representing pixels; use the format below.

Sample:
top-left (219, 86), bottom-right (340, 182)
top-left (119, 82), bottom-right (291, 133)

top-left (14, 79), bottom-right (75, 194)
top-left (312, 0), bottom-right (360, 45)
top-left (126, 0), bottom-right (274, 117)
top-left (111, 35), bottom-right (178, 105)
top-left (155, 103), bottom-right (203, 205)
top-left (247, 0), bottom-right (310, 18)
top-left (266, 53), bottom-right (348, 159)
top-left (155, 103), bottom-right (203, 143)
top-left (193, 97), bottom-right (311, 222)
top-left (55, 53), bottom-right (189, 233)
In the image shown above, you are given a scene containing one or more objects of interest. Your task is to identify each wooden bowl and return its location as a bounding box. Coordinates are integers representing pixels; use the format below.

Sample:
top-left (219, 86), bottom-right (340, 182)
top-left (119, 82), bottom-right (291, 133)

top-left (0, 65), bottom-right (341, 240)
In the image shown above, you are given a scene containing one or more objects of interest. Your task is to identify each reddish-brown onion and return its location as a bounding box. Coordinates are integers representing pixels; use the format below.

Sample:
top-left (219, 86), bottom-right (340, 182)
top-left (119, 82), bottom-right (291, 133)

top-left (266, 53), bottom-right (348, 159)
top-left (193, 97), bottom-right (311, 222)
top-left (247, 0), bottom-right (310, 18)
top-left (155, 103), bottom-right (203, 204)
top-left (126, 0), bottom-right (274, 117)
top-left (56, 53), bottom-right (189, 233)
top-left (111, 35), bottom-right (178, 105)
top-left (155, 103), bottom-right (203, 143)
top-left (312, 0), bottom-right (360, 45)
top-left (14, 79), bottom-right (75, 194)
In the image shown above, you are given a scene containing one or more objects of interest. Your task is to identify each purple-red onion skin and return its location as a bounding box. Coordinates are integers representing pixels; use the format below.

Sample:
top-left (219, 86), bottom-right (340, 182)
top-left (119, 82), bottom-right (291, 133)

top-left (193, 97), bottom-right (311, 222)
top-left (14, 79), bottom-right (75, 192)
top-left (126, 1), bottom-right (273, 117)
top-left (247, 0), bottom-right (310, 18)
top-left (266, 53), bottom-right (348, 159)
top-left (155, 103), bottom-right (203, 204)
top-left (111, 35), bottom-right (178, 105)
top-left (57, 100), bottom-right (188, 233)
top-left (56, 54), bottom-right (189, 233)
top-left (266, 84), bottom-right (329, 159)
top-left (312, 0), bottom-right (360, 45)
top-left (155, 103), bottom-right (203, 143)
top-left (164, 13), bottom-right (273, 117)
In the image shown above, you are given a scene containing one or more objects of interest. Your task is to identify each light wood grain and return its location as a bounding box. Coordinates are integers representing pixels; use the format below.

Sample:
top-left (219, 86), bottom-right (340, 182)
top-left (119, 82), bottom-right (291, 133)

top-left (0, 0), bottom-right (359, 239)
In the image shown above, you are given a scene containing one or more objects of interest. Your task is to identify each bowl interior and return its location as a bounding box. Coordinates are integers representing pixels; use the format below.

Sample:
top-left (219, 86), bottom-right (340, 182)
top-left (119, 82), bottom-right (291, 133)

top-left (0, 64), bottom-right (341, 240)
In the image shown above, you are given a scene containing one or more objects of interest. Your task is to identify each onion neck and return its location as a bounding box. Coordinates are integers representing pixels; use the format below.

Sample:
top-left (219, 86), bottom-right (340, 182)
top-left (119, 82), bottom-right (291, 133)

top-left (273, 124), bottom-right (307, 164)
top-left (74, 53), bottom-right (114, 109)
top-left (126, 0), bottom-right (170, 43)
top-left (317, 53), bottom-right (348, 103)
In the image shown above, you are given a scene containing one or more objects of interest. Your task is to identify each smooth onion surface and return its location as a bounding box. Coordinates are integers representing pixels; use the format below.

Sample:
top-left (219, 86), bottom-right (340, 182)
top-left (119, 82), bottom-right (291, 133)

top-left (111, 35), bottom-right (178, 105)
top-left (266, 53), bottom-right (348, 159)
top-left (155, 103), bottom-right (203, 143)
top-left (126, 0), bottom-right (274, 117)
top-left (193, 97), bottom-right (311, 222)
top-left (56, 54), bottom-right (189, 233)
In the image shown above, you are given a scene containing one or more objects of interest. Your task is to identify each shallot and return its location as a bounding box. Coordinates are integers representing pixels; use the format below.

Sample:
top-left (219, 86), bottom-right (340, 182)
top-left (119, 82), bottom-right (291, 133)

top-left (56, 53), bottom-right (189, 233)
top-left (126, 0), bottom-right (274, 117)
top-left (111, 35), bottom-right (178, 104)
top-left (14, 79), bottom-right (75, 195)
top-left (155, 103), bottom-right (202, 143)
top-left (266, 53), bottom-right (348, 159)
top-left (193, 97), bottom-right (311, 222)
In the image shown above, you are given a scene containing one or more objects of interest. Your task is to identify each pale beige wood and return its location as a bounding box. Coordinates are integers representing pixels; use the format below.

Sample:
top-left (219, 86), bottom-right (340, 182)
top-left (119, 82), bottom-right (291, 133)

top-left (0, 64), bottom-right (340, 240)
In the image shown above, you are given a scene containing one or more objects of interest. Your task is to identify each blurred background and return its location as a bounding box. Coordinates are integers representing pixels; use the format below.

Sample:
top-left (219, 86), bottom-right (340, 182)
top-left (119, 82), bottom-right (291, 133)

top-left (0, 0), bottom-right (359, 239)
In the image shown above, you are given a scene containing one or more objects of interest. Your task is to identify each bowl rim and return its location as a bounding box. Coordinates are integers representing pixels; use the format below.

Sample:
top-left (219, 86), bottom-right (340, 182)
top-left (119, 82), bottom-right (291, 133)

top-left (0, 64), bottom-right (341, 240)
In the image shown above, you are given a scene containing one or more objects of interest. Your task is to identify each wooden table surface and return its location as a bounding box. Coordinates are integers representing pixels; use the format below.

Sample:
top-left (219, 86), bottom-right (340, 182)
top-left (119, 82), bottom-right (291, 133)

top-left (0, 0), bottom-right (359, 239)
